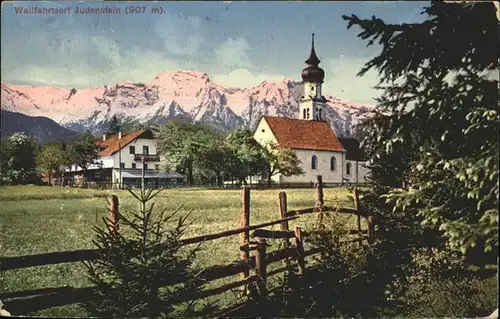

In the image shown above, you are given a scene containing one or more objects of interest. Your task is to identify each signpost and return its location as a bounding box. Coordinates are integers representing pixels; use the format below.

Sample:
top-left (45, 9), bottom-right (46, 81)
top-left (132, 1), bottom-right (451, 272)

top-left (141, 156), bottom-right (145, 191)
top-left (118, 132), bottom-right (122, 189)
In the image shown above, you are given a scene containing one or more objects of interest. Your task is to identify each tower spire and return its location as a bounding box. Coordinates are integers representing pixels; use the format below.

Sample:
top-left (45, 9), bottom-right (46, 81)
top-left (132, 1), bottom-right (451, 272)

top-left (305, 33), bottom-right (321, 66)
top-left (300, 33), bottom-right (326, 121)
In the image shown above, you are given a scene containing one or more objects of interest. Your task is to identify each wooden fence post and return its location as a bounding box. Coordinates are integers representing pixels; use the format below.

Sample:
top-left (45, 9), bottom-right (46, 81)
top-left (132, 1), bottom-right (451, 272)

top-left (240, 187), bottom-right (251, 281)
top-left (279, 191), bottom-right (293, 280)
top-left (315, 175), bottom-right (324, 226)
top-left (353, 188), bottom-right (362, 246)
top-left (255, 238), bottom-right (268, 296)
top-left (109, 195), bottom-right (119, 233)
top-left (279, 192), bottom-right (290, 247)
top-left (353, 188), bottom-right (362, 233)
top-left (367, 215), bottom-right (375, 245)
top-left (294, 226), bottom-right (306, 276)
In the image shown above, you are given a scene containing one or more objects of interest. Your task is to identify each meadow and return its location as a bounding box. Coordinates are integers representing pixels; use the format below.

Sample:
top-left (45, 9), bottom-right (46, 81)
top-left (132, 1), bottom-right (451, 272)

top-left (0, 185), bottom-right (358, 316)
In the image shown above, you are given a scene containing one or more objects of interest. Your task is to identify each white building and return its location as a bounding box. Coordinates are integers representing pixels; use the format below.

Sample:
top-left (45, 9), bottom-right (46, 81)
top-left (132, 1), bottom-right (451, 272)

top-left (253, 34), bottom-right (370, 185)
top-left (65, 129), bottom-right (185, 188)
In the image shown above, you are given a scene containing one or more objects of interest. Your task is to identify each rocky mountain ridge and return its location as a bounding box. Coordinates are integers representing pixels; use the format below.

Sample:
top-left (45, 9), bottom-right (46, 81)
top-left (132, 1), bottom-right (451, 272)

top-left (1, 70), bottom-right (375, 138)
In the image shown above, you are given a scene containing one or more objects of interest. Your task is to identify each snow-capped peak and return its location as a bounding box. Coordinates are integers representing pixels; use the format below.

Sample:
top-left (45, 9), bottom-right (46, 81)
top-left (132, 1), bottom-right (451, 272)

top-left (1, 70), bottom-right (375, 137)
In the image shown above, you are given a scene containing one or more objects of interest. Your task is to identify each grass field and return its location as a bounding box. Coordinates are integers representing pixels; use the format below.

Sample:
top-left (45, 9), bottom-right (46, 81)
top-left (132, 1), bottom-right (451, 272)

top-left (0, 185), bottom-right (358, 316)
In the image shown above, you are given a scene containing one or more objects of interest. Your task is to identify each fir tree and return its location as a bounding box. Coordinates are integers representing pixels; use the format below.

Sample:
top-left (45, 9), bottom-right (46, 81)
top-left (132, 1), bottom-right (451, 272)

top-left (83, 188), bottom-right (217, 317)
top-left (107, 115), bottom-right (122, 135)
top-left (341, 1), bottom-right (498, 316)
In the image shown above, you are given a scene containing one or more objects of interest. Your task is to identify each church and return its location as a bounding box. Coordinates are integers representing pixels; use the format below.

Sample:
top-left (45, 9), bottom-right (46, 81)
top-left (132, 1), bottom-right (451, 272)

top-left (253, 34), bottom-right (370, 185)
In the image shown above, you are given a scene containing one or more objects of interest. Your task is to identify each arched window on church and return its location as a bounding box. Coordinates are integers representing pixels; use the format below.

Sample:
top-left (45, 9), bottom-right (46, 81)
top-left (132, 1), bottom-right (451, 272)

top-left (311, 155), bottom-right (318, 170)
top-left (303, 109), bottom-right (307, 119)
top-left (346, 162), bottom-right (352, 175)
top-left (330, 156), bottom-right (336, 171)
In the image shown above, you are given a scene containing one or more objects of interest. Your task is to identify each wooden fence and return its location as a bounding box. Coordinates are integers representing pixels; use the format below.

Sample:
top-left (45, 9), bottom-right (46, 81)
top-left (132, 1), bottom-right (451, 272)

top-left (47, 178), bottom-right (370, 190)
top-left (0, 175), bottom-right (376, 316)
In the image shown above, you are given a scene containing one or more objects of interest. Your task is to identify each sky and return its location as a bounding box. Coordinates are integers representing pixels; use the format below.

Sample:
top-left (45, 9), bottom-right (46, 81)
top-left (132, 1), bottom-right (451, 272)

top-left (1, 1), bottom-right (429, 104)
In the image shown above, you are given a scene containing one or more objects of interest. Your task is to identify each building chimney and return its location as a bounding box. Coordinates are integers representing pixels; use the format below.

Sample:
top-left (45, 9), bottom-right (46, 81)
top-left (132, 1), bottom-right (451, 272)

top-left (103, 134), bottom-right (106, 141)
top-left (118, 131), bottom-right (122, 139)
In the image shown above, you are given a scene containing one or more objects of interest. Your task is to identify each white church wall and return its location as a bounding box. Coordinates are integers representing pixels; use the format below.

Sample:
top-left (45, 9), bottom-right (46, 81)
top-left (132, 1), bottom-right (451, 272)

top-left (280, 149), bottom-right (345, 184)
top-left (343, 160), bottom-right (358, 183)
top-left (342, 160), bottom-right (371, 184)
top-left (357, 162), bottom-right (371, 183)
top-left (253, 118), bottom-right (279, 146)
top-left (252, 118), bottom-right (281, 184)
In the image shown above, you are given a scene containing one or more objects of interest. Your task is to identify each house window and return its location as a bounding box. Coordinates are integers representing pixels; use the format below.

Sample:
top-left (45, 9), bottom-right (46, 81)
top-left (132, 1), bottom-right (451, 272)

top-left (132, 163), bottom-right (136, 169)
top-left (311, 155), bottom-right (318, 170)
top-left (129, 146), bottom-right (135, 154)
top-left (120, 162), bottom-right (125, 169)
top-left (143, 145), bottom-right (149, 155)
top-left (155, 164), bottom-right (160, 170)
top-left (143, 163), bottom-right (148, 170)
top-left (330, 157), bottom-right (336, 171)
top-left (346, 162), bottom-right (352, 175)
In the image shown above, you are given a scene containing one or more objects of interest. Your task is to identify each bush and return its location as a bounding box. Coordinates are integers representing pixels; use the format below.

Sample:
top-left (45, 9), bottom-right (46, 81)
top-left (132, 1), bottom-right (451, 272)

top-left (235, 214), bottom-right (381, 318)
top-left (397, 247), bottom-right (497, 317)
top-left (229, 210), bottom-right (498, 318)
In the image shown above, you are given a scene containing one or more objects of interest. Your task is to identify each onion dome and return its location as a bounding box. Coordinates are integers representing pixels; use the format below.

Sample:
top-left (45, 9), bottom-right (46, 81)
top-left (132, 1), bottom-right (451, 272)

top-left (301, 33), bottom-right (325, 83)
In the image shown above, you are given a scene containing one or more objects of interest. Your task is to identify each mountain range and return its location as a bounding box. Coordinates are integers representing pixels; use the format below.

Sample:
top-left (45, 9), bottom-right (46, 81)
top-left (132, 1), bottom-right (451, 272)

top-left (1, 70), bottom-right (375, 142)
top-left (1, 110), bottom-right (79, 142)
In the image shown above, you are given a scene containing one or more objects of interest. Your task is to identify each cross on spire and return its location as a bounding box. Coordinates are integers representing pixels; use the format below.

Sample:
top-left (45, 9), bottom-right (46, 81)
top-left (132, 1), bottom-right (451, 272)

top-left (305, 33), bottom-right (320, 66)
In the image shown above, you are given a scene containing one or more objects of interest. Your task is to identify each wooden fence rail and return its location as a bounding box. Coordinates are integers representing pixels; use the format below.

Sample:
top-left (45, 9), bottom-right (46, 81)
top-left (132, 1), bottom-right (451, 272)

top-left (1, 244), bottom-right (324, 314)
top-left (0, 216), bottom-right (299, 272)
top-left (1, 175), bottom-right (376, 316)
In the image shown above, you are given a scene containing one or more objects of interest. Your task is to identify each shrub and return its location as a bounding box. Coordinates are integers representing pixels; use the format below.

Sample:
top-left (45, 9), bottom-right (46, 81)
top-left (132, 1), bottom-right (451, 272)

top-left (397, 247), bottom-right (497, 317)
top-left (235, 214), bottom-right (379, 318)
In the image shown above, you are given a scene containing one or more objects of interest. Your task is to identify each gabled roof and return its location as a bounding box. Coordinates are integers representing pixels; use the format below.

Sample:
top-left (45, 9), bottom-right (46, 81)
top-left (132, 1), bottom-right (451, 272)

top-left (337, 137), bottom-right (367, 161)
top-left (96, 130), bottom-right (152, 156)
top-left (261, 116), bottom-right (345, 152)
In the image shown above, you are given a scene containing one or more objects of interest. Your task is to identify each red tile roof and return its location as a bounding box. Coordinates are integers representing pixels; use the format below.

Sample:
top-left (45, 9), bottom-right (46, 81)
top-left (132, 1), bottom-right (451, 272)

top-left (96, 130), bottom-right (147, 156)
top-left (262, 116), bottom-right (345, 152)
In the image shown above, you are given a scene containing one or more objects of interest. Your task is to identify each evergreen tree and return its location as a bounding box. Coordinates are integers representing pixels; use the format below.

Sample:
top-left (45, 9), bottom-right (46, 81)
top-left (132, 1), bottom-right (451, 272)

top-left (84, 188), bottom-right (217, 317)
top-left (341, 1), bottom-right (498, 316)
top-left (107, 115), bottom-right (122, 135)
top-left (344, 0), bottom-right (498, 255)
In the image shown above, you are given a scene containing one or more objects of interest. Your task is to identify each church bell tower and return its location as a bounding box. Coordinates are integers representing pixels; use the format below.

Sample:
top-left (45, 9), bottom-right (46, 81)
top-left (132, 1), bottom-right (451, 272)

top-left (299, 33), bottom-right (326, 121)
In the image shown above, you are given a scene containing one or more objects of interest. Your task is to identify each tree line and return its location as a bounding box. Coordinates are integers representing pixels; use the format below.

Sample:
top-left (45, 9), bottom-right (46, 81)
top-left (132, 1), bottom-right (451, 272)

top-left (0, 117), bottom-right (303, 187)
top-left (0, 131), bottom-right (100, 186)
top-left (155, 120), bottom-right (303, 187)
